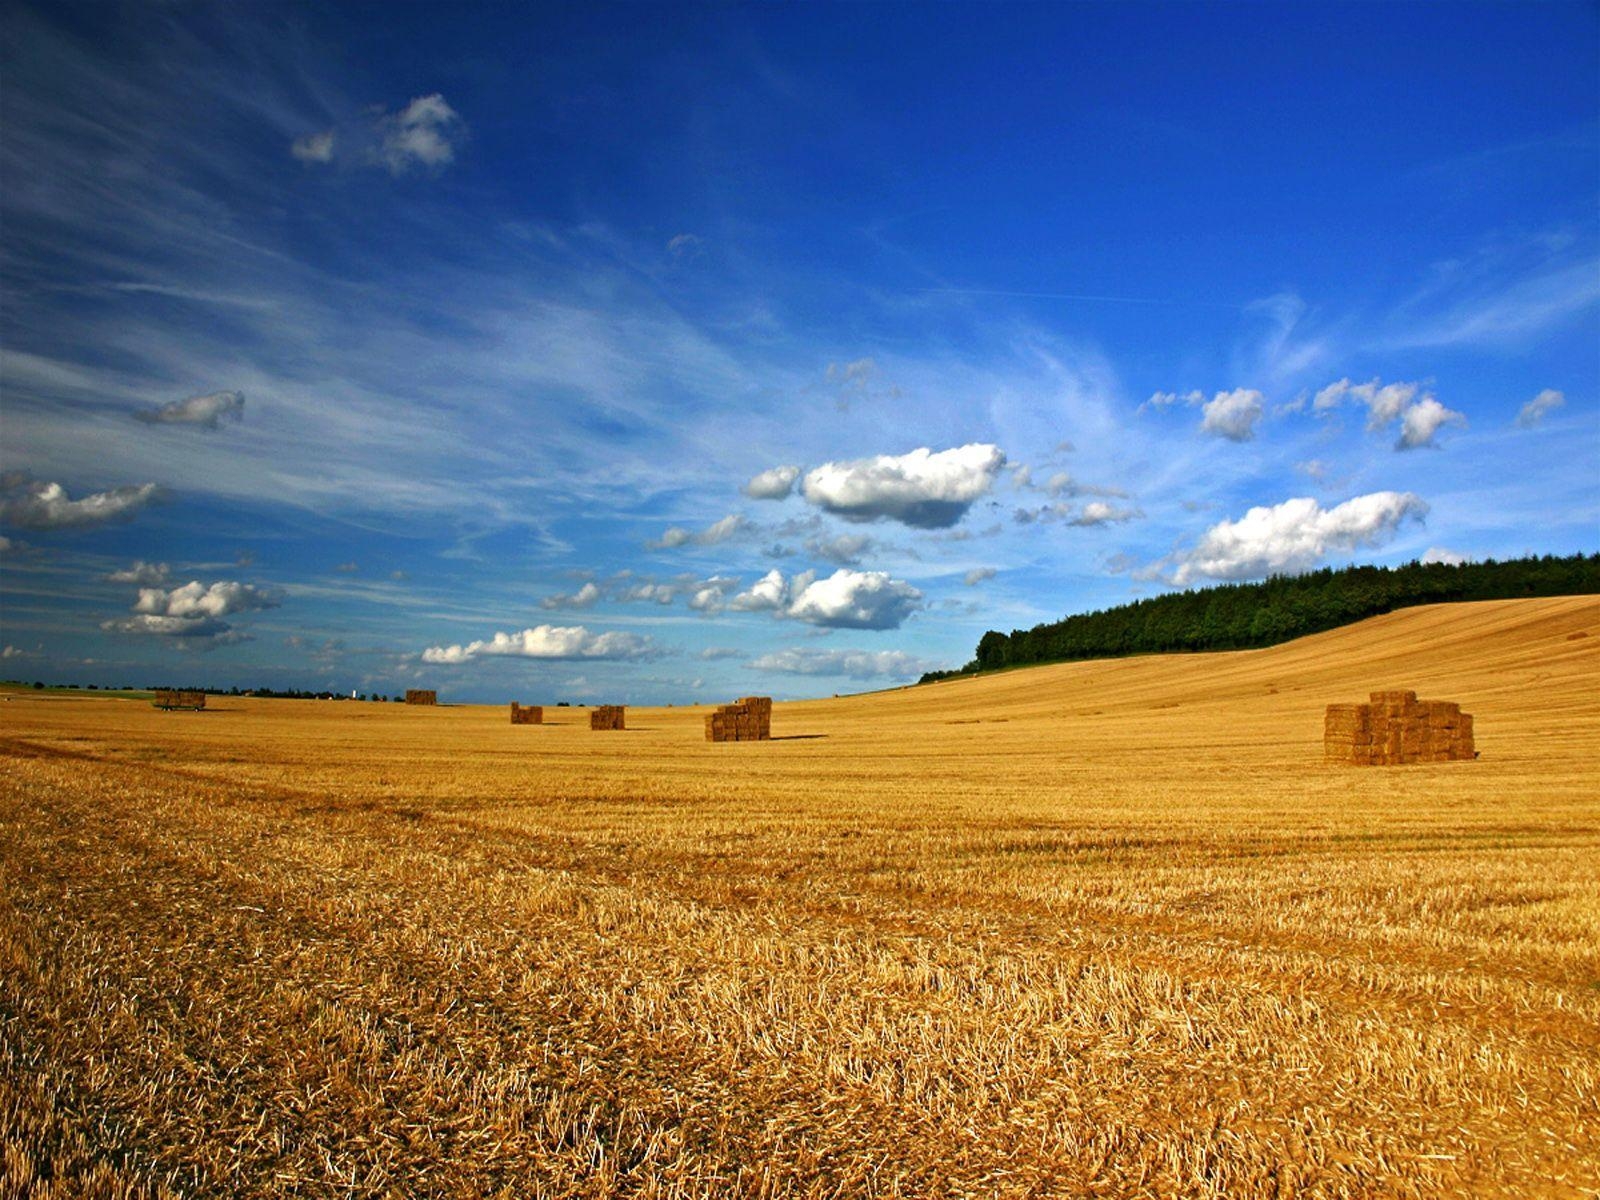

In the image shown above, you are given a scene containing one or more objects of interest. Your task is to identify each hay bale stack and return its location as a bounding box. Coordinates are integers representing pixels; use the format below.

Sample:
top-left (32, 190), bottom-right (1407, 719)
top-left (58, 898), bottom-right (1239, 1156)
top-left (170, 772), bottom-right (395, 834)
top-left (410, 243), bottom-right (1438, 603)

top-left (153, 689), bottom-right (206, 711)
top-left (590, 705), bottom-right (625, 731)
top-left (706, 696), bottom-right (773, 742)
top-left (509, 702), bottom-right (543, 725)
top-left (404, 689), bottom-right (438, 706)
top-left (1325, 690), bottom-right (1474, 765)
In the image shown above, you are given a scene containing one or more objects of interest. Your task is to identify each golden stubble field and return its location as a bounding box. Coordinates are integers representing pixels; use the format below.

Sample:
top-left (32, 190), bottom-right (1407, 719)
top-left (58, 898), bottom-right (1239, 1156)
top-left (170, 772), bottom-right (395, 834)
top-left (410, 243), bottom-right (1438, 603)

top-left (2, 596), bottom-right (1598, 1199)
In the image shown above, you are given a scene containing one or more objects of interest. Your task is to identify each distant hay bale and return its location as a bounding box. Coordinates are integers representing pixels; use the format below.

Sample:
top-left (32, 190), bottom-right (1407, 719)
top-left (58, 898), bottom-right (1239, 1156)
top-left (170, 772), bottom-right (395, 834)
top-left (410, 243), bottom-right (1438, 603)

top-left (1327, 690), bottom-right (1474, 765)
top-left (153, 689), bottom-right (206, 711)
top-left (706, 696), bottom-right (772, 742)
top-left (510, 702), bottom-right (543, 725)
top-left (404, 690), bottom-right (438, 706)
top-left (590, 705), bottom-right (625, 731)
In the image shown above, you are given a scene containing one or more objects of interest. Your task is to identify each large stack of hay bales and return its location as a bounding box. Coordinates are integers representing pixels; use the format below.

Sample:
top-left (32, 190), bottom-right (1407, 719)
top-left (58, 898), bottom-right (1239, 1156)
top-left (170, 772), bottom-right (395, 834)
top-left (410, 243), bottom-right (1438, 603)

top-left (1325, 690), bottom-right (1475, 765)
top-left (153, 689), bottom-right (206, 711)
top-left (509, 702), bottom-right (542, 725)
top-left (404, 689), bottom-right (437, 706)
top-left (705, 696), bottom-right (772, 742)
top-left (590, 705), bottom-right (625, 731)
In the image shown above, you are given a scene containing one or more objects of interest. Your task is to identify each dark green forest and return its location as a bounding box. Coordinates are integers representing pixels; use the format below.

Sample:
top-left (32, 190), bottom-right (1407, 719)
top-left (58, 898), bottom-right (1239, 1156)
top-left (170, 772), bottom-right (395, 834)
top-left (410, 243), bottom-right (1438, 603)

top-left (920, 553), bottom-right (1600, 683)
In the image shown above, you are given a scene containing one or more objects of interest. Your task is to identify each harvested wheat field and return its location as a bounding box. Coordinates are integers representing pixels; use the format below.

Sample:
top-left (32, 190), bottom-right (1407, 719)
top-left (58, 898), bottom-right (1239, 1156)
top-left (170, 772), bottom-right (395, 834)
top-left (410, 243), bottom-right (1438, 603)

top-left (2, 596), bottom-right (1597, 1198)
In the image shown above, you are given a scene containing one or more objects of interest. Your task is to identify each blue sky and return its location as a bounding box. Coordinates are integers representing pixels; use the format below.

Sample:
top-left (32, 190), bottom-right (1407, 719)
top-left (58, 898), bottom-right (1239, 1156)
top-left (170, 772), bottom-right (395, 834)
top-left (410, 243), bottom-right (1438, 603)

top-left (2, 1), bottom-right (1596, 703)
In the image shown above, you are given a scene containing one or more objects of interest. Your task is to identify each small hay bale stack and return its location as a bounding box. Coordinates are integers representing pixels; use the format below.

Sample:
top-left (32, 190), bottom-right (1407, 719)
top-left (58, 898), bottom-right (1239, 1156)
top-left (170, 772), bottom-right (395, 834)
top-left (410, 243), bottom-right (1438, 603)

top-left (706, 696), bottom-right (772, 742)
top-left (590, 705), bottom-right (625, 731)
top-left (510, 702), bottom-right (543, 725)
top-left (1324, 689), bottom-right (1475, 765)
top-left (404, 689), bottom-right (438, 706)
top-left (153, 689), bottom-right (206, 711)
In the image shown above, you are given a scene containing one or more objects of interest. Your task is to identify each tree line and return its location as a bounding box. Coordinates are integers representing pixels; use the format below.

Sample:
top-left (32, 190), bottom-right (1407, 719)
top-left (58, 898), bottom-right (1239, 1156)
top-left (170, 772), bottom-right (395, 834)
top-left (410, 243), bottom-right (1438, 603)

top-left (920, 552), bottom-right (1600, 683)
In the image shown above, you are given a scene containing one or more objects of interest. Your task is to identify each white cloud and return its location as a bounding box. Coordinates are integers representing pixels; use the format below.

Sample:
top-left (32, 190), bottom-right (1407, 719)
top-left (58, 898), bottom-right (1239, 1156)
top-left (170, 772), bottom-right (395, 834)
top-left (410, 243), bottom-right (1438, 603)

top-left (805, 533), bottom-right (875, 566)
top-left (962, 567), bottom-right (996, 586)
top-left (728, 568), bottom-right (792, 613)
top-left (133, 389), bottom-right (245, 428)
top-left (726, 566), bottom-right (921, 629)
top-left (290, 129), bottom-right (335, 163)
top-left (103, 578), bottom-right (278, 641)
top-left (744, 464), bottom-right (801, 500)
top-left (1516, 388), bottom-right (1564, 429)
top-left (1200, 388), bottom-right (1265, 441)
top-left (666, 233), bottom-right (702, 258)
top-left (801, 443), bottom-right (1005, 528)
top-left (1421, 546), bottom-right (1470, 566)
top-left (1144, 389), bottom-right (1204, 410)
top-left (1397, 397), bottom-right (1467, 450)
top-left (540, 581), bottom-right (601, 610)
top-left (1313, 377), bottom-right (1464, 450)
top-left (750, 647), bottom-right (935, 679)
top-left (0, 473), bottom-right (162, 530)
top-left (107, 560), bottom-right (170, 585)
top-left (786, 568), bottom-right (922, 630)
top-left (647, 513), bottom-right (750, 550)
top-left (133, 580), bottom-right (280, 619)
top-left (1069, 501), bottom-right (1141, 527)
top-left (421, 624), bottom-right (657, 664)
top-left (1170, 492), bottom-right (1428, 585)
top-left (1010, 464), bottom-right (1034, 489)
top-left (687, 576), bottom-right (739, 614)
top-left (374, 94), bottom-right (462, 175)
top-left (698, 646), bottom-right (743, 661)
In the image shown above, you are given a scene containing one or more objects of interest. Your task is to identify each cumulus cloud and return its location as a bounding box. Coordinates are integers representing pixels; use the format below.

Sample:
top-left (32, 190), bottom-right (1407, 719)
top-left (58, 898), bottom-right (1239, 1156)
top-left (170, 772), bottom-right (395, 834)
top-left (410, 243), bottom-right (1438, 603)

top-left (728, 567), bottom-right (921, 629)
top-left (375, 94), bottom-right (463, 174)
top-left (805, 533), bottom-right (875, 566)
top-left (107, 560), bottom-right (170, 585)
top-left (787, 569), bottom-right (922, 630)
top-left (1069, 501), bottom-right (1142, 527)
top-left (291, 129), bottom-right (336, 163)
top-left (1015, 501), bottom-right (1142, 527)
top-left (1421, 546), bottom-right (1470, 566)
top-left (687, 576), bottom-right (739, 614)
top-left (541, 581), bottom-right (601, 610)
top-left (421, 624), bottom-right (658, 665)
top-left (1397, 396), bottom-right (1467, 450)
top-left (133, 580), bottom-right (280, 619)
top-left (1169, 492), bottom-right (1428, 585)
top-left (962, 567), bottom-right (996, 586)
top-left (134, 390), bottom-right (244, 429)
top-left (728, 568), bottom-right (793, 613)
top-left (744, 464), bottom-right (801, 500)
top-left (751, 647), bottom-right (935, 679)
top-left (0, 473), bottom-right (162, 530)
top-left (1200, 388), bottom-right (1265, 441)
top-left (1313, 377), bottom-right (1464, 449)
top-left (801, 444), bottom-right (1005, 529)
top-left (103, 578), bottom-right (280, 641)
top-left (647, 513), bottom-right (750, 550)
top-left (2, 644), bottom-right (32, 659)
top-left (1516, 388), bottom-right (1564, 429)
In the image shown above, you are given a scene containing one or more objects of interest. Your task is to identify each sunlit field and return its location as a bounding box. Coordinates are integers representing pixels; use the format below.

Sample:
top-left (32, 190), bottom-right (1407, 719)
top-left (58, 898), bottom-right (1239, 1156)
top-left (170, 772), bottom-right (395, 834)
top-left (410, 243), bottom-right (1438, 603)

top-left (3, 596), bottom-right (1597, 1198)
